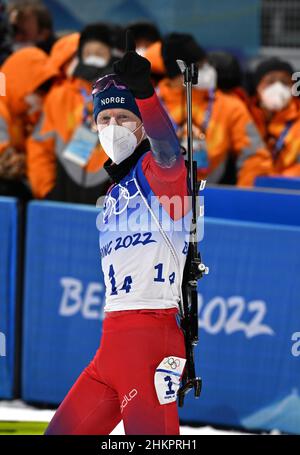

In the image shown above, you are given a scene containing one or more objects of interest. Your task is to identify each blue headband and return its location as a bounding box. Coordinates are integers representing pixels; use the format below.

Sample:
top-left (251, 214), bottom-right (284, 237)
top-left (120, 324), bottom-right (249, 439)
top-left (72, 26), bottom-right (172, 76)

top-left (93, 85), bottom-right (142, 122)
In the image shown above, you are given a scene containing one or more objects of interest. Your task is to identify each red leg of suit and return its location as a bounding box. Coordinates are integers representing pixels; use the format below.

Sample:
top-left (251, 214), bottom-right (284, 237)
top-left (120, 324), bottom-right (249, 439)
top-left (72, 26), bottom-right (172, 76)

top-left (45, 308), bottom-right (186, 435)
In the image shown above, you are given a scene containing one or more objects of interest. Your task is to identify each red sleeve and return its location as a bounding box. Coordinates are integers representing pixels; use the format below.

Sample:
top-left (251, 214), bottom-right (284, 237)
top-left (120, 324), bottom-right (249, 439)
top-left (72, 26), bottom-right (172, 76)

top-left (142, 152), bottom-right (190, 220)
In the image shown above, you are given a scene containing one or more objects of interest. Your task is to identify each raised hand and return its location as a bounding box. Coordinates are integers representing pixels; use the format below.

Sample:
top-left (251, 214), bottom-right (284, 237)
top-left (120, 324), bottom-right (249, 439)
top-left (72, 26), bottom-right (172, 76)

top-left (113, 30), bottom-right (154, 99)
top-left (125, 28), bottom-right (136, 52)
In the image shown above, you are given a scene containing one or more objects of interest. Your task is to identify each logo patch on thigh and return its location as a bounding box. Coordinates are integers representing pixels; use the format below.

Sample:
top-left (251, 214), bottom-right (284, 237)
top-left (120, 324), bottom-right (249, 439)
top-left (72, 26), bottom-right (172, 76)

top-left (154, 356), bottom-right (186, 404)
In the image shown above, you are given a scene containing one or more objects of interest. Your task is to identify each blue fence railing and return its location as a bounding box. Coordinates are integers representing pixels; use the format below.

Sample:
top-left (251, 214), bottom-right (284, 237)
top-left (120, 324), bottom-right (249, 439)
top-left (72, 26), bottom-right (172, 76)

top-left (22, 201), bottom-right (104, 404)
top-left (255, 176), bottom-right (300, 192)
top-left (0, 197), bottom-right (18, 399)
top-left (0, 186), bottom-right (300, 434)
top-left (180, 217), bottom-right (300, 434)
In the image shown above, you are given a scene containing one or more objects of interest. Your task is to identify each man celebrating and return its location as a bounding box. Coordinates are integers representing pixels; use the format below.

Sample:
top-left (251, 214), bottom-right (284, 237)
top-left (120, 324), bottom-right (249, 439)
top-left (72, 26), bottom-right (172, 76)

top-left (45, 32), bottom-right (190, 435)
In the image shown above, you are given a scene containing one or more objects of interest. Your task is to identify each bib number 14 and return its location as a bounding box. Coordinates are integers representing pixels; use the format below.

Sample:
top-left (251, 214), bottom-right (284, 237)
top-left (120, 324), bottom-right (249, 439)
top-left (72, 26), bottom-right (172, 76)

top-left (109, 264), bottom-right (132, 295)
top-left (108, 262), bottom-right (176, 295)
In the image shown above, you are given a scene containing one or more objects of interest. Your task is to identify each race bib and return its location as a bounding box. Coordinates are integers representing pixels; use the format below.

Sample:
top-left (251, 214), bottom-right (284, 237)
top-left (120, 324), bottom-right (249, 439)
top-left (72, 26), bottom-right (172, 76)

top-left (63, 125), bottom-right (98, 167)
top-left (154, 356), bottom-right (186, 405)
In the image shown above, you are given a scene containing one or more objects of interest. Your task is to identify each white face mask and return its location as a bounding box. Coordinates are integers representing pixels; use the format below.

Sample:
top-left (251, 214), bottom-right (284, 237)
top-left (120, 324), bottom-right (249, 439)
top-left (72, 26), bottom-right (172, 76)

top-left (196, 63), bottom-right (217, 90)
top-left (260, 81), bottom-right (291, 111)
top-left (98, 124), bottom-right (144, 164)
top-left (83, 55), bottom-right (108, 68)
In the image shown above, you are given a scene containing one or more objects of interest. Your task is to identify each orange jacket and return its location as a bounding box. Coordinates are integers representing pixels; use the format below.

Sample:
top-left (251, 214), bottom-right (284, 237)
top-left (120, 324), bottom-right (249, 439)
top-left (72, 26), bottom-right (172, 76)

top-left (144, 41), bottom-right (166, 75)
top-left (249, 97), bottom-right (300, 177)
top-left (157, 78), bottom-right (273, 186)
top-left (0, 47), bottom-right (58, 157)
top-left (50, 33), bottom-right (79, 78)
top-left (27, 77), bottom-right (110, 202)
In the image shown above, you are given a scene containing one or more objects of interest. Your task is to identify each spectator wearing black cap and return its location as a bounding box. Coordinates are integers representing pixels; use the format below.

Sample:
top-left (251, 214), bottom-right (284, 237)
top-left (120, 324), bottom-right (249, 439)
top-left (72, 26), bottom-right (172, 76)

top-left (109, 24), bottom-right (126, 57)
top-left (208, 51), bottom-right (243, 93)
top-left (26, 23), bottom-right (114, 204)
top-left (73, 23), bottom-right (119, 83)
top-left (208, 51), bottom-right (250, 108)
top-left (253, 57), bottom-right (294, 116)
top-left (127, 21), bottom-right (161, 57)
top-left (157, 33), bottom-right (272, 186)
top-left (248, 57), bottom-right (300, 179)
top-left (208, 51), bottom-right (252, 183)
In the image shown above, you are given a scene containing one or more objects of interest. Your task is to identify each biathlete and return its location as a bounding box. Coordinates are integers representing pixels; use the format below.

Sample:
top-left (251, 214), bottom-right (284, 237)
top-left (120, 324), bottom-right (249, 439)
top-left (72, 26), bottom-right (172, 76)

top-left (45, 32), bottom-right (192, 435)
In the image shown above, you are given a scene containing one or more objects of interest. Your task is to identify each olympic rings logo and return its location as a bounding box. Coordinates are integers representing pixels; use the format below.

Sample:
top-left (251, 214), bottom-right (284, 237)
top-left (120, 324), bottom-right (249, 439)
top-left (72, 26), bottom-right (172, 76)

top-left (164, 357), bottom-right (180, 370)
top-left (103, 180), bottom-right (139, 221)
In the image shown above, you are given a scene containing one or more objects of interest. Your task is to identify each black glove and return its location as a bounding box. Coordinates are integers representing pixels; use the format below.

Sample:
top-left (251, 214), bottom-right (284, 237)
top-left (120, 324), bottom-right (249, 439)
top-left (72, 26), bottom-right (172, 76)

top-left (113, 30), bottom-right (154, 99)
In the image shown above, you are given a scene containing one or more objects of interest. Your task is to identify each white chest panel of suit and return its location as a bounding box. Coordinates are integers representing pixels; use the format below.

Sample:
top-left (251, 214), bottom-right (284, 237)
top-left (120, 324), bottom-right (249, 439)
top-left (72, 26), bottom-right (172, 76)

top-left (97, 154), bottom-right (191, 312)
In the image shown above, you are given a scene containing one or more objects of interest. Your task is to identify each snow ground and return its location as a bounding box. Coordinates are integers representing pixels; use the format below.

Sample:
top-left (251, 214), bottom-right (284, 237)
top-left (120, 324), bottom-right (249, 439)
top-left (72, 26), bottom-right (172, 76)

top-left (0, 400), bottom-right (253, 435)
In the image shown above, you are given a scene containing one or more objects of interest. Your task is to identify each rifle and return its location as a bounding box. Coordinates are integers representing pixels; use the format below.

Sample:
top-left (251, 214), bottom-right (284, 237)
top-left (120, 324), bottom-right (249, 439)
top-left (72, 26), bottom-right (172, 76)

top-left (176, 60), bottom-right (209, 407)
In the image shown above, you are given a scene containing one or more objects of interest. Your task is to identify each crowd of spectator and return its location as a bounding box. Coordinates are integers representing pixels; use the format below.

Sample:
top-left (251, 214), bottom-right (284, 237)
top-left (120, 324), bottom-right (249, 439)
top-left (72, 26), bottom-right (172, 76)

top-left (1, 0), bottom-right (300, 204)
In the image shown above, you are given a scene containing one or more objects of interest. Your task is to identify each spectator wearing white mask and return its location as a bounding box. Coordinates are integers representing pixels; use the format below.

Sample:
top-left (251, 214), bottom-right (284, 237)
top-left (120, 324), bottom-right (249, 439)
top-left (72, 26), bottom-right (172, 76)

top-left (73, 23), bottom-right (119, 83)
top-left (249, 58), bottom-right (300, 178)
top-left (157, 33), bottom-right (272, 186)
top-left (27, 24), bottom-right (117, 204)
